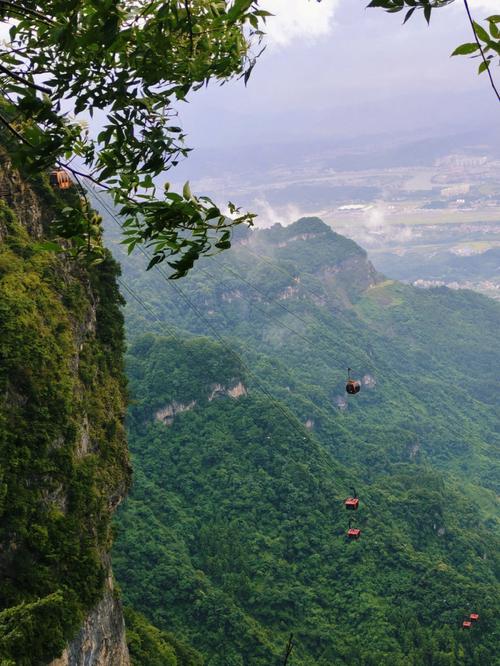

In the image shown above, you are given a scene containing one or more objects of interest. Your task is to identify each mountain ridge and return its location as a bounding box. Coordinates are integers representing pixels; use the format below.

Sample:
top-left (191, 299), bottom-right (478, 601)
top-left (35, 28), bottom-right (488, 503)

top-left (107, 214), bottom-right (500, 664)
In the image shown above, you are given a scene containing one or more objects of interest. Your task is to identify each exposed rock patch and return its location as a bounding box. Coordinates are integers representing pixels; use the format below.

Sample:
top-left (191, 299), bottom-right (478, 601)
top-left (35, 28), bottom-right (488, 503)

top-left (362, 374), bottom-right (377, 389)
top-left (155, 381), bottom-right (248, 426)
top-left (155, 400), bottom-right (197, 425)
top-left (49, 573), bottom-right (129, 666)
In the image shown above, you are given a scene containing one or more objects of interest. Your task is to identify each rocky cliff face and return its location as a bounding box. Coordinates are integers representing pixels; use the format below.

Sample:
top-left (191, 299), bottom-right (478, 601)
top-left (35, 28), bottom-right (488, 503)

top-left (0, 151), bottom-right (131, 665)
top-left (49, 569), bottom-right (129, 666)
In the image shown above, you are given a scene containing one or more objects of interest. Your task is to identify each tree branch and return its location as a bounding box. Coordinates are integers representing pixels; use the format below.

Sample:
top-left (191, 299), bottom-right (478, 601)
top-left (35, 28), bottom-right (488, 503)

top-left (463, 0), bottom-right (500, 103)
top-left (184, 0), bottom-right (194, 55)
top-left (0, 1), bottom-right (54, 25)
top-left (0, 62), bottom-right (51, 94)
top-left (0, 110), bottom-right (33, 146)
top-left (283, 634), bottom-right (295, 666)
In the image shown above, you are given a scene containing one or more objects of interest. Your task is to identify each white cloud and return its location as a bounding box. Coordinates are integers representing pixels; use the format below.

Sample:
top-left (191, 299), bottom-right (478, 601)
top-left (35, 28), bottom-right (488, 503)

top-left (252, 198), bottom-right (306, 227)
top-left (452, 0), bottom-right (499, 19)
top-left (475, 0), bottom-right (499, 10)
top-left (261, 0), bottom-right (339, 47)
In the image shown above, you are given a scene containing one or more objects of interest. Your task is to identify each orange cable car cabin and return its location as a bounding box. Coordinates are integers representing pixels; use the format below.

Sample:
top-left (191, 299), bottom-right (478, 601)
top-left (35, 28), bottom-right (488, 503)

top-left (49, 169), bottom-right (72, 190)
top-left (345, 487), bottom-right (359, 511)
top-left (470, 613), bottom-right (479, 622)
top-left (346, 368), bottom-right (361, 395)
top-left (462, 621), bottom-right (472, 629)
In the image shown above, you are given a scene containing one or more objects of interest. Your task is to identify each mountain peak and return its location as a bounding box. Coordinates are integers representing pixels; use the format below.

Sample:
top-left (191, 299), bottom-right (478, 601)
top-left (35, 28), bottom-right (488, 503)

top-left (287, 216), bottom-right (331, 234)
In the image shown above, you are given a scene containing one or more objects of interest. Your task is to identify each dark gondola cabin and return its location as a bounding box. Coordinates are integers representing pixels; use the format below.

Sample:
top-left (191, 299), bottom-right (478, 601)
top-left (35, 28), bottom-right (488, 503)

top-left (345, 488), bottom-right (359, 510)
top-left (470, 613), bottom-right (479, 622)
top-left (50, 169), bottom-right (72, 190)
top-left (462, 621), bottom-right (472, 629)
top-left (346, 368), bottom-right (361, 395)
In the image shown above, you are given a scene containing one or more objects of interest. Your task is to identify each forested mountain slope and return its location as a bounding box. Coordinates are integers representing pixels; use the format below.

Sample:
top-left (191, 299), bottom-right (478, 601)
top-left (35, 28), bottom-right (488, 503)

top-left (107, 217), bottom-right (500, 491)
top-left (108, 216), bottom-right (500, 664)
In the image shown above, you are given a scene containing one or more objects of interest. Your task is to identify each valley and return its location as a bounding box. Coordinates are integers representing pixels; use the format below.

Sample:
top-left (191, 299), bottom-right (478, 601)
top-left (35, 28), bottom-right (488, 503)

top-left (171, 131), bottom-right (500, 301)
top-left (105, 215), bottom-right (500, 665)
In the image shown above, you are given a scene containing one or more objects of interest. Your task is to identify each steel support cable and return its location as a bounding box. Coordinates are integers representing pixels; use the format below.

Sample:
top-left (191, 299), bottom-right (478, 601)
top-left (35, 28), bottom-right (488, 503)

top-left (89, 184), bottom-right (368, 408)
top-left (70, 178), bottom-right (177, 340)
top-left (152, 262), bottom-right (312, 443)
top-left (86, 184), bottom-right (183, 340)
top-left (88, 184), bottom-right (312, 441)
top-left (196, 266), bottom-right (314, 347)
top-left (241, 245), bottom-right (330, 304)
top-left (117, 277), bottom-right (180, 342)
top-left (211, 259), bottom-right (371, 369)
top-left (85, 182), bottom-right (358, 359)
top-left (231, 245), bottom-right (369, 362)
top-left (198, 263), bottom-right (371, 383)
top-left (90, 183), bottom-right (313, 347)
top-left (216, 260), bottom-right (318, 333)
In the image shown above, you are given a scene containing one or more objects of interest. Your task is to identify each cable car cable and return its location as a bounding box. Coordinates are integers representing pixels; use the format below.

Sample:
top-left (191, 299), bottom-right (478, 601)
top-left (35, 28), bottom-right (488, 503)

top-left (117, 277), bottom-right (180, 342)
top-left (216, 260), bottom-right (317, 333)
top-left (195, 264), bottom-right (367, 395)
top-left (153, 263), bottom-right (317, 443)
top-left (88, 183), bottom-right (315, 442)
top-left (89, 184), bottom-right (361, 514)
top-left (87, 185), bottom-right (368, 372)
top-left (228, 246), bottom-right (369, 366)
top-left (89, 184), bottom-right (365, 404)
top-left (241, 245), bottom-right (329, 304)
top-left (195, 266), bottom-right (315, 347)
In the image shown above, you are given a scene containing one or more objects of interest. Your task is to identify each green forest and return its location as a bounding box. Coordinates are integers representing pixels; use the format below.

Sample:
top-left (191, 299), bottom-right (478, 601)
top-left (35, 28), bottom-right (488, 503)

top-left (110, 217), bottom-right (500, 665)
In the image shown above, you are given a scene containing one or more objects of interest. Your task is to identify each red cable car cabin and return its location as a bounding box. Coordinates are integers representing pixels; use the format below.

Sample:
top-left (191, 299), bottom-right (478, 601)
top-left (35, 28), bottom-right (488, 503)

top-left (345, 488), bottom-right (359, 510)
top-left (346, 368), bottom-right (361, 395)
top-left (470, 613), bottom-right (479, 622)
top-left (347, 519), bottom-right (361, 539)
top-left (49, 169), bottom-right (72, 190)
top-left (462, 621), bottom-right (472, 629)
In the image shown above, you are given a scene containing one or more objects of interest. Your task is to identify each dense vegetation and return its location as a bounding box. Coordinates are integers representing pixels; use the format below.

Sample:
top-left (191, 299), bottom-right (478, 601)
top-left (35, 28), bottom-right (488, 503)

top-left (111, 217), bottom-right (500, 664)
top-left (0, 162), bottom-right (130, 663)
top-left (125, 607), bottom-right (203, 666)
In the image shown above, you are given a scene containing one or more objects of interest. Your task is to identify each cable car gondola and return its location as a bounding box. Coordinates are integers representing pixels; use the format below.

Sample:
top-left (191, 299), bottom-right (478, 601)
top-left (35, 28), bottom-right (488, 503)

top-left (462, 620), bottom-right (472, 629)
top-left (49, 169), bottom-right (72, 190)
top-left (345, 487), bottom-right (359, 511)
top-left (347, 518), bottom-right (361, 540)
top-left (346, 368), bottom-right (361, 395)
top-left (470, 613), bottom-right (479, 622)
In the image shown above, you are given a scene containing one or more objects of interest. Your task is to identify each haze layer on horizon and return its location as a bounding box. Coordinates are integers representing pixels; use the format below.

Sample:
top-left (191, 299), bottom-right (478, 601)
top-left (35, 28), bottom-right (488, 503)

top-left (172, 0), bottom-right (499, 186)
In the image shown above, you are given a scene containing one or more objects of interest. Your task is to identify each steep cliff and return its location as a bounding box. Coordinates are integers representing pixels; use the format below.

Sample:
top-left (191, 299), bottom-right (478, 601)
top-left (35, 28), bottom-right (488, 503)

top-left (0, 150), bottom-right (131, 665)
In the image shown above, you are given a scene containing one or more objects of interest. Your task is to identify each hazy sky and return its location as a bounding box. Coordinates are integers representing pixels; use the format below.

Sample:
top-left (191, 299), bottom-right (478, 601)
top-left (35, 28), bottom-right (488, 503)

top-left (174, 0), bottom-right (499, 157)
top-left (1, 2), bottom-right (497, 180)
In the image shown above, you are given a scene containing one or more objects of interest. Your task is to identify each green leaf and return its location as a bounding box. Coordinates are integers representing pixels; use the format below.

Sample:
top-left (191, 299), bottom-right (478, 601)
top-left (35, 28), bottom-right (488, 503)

top-left (473, 21), bottom-right (490, 43)
top-left (403, 7), bottom-right (416, 24)
top-left (451, 43), bottom-right (480, 56)
top-left (214, 240), bottom-right (231, 250)
top-left (478, 59), bottom-right (491, 74)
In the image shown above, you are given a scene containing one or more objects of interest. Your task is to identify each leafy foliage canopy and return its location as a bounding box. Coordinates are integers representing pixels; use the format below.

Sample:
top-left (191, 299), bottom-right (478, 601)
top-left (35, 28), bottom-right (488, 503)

top-left (0, 1), bottom-right (267, 275)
